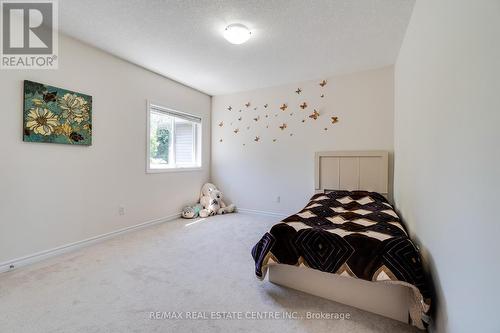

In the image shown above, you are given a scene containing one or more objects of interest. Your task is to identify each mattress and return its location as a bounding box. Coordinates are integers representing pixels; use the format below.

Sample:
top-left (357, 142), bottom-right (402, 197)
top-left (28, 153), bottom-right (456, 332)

top-left (251, 190), bottom-right (431, 329)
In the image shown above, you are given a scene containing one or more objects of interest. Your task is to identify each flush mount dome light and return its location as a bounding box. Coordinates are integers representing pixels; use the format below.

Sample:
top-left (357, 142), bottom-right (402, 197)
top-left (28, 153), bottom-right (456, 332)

top-left (223, 23), bottom-right (251, 44)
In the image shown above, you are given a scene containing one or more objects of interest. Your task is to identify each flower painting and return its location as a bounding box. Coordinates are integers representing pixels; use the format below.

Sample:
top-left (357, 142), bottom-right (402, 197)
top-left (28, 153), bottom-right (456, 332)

top-left (23, 80), bottom-right (92, 145)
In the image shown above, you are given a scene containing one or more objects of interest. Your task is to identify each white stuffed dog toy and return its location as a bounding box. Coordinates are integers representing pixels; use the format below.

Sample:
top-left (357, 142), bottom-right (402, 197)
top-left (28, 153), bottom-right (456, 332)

top-left (199, 183), bottom-right (235, 218)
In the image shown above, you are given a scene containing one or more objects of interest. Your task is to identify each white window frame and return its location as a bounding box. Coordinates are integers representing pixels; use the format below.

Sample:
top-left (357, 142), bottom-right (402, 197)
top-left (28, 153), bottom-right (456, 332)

top-left (146, 101), bottom-right (202, 173)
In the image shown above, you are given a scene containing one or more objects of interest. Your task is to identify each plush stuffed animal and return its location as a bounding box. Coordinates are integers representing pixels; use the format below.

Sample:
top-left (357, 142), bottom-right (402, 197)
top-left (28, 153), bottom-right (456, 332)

top-left (181, 203), bottom-right (203, 219)
top-left (199, 183), bottom-right (235, 218)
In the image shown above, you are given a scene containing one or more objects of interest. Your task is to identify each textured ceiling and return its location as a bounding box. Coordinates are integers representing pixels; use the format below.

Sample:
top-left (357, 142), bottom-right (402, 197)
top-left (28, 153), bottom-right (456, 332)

top-left (59, 0), bottom-right (415, 96)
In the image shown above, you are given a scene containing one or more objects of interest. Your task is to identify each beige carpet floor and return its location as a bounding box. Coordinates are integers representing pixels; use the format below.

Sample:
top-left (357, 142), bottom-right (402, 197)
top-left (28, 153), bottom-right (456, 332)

top-left (0, 213), bottom-right (420, 333)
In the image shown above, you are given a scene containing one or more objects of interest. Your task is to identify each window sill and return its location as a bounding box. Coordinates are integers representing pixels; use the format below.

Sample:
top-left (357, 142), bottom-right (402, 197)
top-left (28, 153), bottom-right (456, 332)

top-left (146, 166), bottom-right (203, 174)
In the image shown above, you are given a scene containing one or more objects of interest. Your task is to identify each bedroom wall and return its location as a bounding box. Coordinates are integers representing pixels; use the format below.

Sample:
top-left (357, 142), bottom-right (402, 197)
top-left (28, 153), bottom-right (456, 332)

top-left (394, 1), bottom-right (500, 332)
top-left (0, 34), bottom-right (211, 264)
top-left (212, 67), bottom-right (394, 215)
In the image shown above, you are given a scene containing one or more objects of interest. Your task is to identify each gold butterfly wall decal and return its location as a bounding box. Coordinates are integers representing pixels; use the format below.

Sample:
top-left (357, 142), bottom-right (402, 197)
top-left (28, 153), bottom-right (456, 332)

top-left (309, 110), bottom-right (320, 120)
top-left (295, 88), bottom-right (302, 94)
top-left (254, 136), bottom-right (260, 142)
top-left (300, 102), bottom-right (308, 109)
top-left (238, 117), bottom-right (242, 121)
top-left (227, 106), bottom-right (232, 111)
top-left (280, 103), bottom-right (288, 111)
top-left (264, 104), bottom-right (268, 108)
top-left (319, 80), bottom-right (327, 87)
top-left (218, 121), bottom-right (224, 127)
top-left (245, 102), bottom-right (251, 107)
top-left (279, 123), bottom-right (287, 130)
top-left (331, 116), bottom-right (339, 124)
top-left (234, 128), bottom-right (239, 134)
top-left (253, 116), bottom-right (260, 122)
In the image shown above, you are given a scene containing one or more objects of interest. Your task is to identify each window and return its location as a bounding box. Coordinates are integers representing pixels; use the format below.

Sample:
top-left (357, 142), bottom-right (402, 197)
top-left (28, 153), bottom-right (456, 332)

top-left (147, 102), bottom-right (202, 172)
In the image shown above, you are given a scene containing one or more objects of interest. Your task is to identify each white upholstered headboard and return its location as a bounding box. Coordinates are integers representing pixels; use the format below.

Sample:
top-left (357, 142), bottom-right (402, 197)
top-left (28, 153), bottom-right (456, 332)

top-left (315, 151), bottom-right (389, 196)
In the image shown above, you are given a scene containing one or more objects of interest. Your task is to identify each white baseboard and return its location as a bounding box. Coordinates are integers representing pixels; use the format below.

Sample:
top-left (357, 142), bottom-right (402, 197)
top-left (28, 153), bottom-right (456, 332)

top-left (0, 212), bottom-right (181, 274)
top-left (237, 208), bottom-right (288, 219)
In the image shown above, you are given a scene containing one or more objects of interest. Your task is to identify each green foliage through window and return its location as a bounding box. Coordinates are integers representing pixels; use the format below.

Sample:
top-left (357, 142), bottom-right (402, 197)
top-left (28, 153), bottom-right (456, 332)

top-left (154, 127), bottom-right (170, 162)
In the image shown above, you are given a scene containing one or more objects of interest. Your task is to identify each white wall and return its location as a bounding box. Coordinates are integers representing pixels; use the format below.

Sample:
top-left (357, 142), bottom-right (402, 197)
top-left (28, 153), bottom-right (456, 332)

top-left (394, 1), bottom-right (500, 332)
top-left (0, 35), bottom-right (211, 263)
top-left (212, 67), bottom-right (394, 215)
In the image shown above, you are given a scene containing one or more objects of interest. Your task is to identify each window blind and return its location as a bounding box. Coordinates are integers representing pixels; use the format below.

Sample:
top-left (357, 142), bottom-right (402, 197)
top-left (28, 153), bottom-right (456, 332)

top-left (175, 120), bottom-right (194, 165)
top-left (150, 104), bottom-right (201, 123)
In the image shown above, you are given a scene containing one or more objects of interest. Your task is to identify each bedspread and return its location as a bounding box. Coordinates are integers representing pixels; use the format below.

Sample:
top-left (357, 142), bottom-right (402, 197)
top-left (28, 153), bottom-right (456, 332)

top-left (251, 190), bottom-right (431, 329)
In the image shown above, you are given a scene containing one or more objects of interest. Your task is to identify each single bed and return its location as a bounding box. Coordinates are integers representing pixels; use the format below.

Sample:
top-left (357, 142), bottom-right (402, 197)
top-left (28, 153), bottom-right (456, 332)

top-left (251, 151), bottom-right (431, 330)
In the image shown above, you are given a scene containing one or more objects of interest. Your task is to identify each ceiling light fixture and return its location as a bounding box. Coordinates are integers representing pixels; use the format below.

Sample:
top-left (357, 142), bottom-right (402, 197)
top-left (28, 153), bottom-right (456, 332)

top-left (223, 23), bottom-right (251, 45)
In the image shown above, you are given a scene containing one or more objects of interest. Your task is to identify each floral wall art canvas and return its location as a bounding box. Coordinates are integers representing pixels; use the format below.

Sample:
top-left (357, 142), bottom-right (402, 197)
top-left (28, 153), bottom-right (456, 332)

top-left (23, 80), bottom-right (92, 145)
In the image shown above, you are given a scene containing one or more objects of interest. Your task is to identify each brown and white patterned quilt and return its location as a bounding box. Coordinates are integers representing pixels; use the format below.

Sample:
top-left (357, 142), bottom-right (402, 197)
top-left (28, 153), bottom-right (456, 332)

top-left (251, 190), bottom-right (431, 329)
